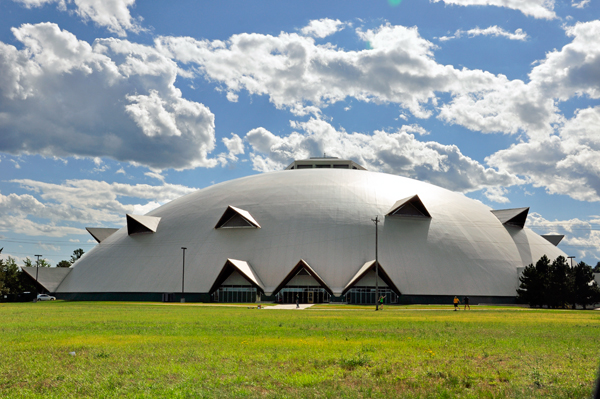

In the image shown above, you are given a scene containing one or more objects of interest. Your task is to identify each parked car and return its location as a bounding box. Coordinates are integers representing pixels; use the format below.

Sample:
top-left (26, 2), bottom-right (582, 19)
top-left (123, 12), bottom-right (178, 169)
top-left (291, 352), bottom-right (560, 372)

top-left (36, 294), bottom-right (56, 301)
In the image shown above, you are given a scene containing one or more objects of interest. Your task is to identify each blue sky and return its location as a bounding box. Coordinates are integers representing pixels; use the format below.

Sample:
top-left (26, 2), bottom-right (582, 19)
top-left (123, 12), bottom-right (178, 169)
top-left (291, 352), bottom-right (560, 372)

top-left (1, 0), bottom-right (600, 266)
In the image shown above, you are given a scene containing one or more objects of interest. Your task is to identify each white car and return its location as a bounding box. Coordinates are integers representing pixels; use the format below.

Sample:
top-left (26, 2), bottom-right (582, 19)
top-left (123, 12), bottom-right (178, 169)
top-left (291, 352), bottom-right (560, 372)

top-left (36, 294), bottom-right (56, 301)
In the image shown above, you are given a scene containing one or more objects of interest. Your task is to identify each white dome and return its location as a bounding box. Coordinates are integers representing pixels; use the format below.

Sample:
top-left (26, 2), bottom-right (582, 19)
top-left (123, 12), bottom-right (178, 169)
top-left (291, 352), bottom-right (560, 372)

top-left (56, 169), bottom-right (566, 300)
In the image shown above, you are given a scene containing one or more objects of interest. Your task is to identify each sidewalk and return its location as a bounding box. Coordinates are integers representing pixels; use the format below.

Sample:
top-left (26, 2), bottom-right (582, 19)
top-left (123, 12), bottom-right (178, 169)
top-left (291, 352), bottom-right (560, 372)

top-left (263, 304), bottom-right (314, 310)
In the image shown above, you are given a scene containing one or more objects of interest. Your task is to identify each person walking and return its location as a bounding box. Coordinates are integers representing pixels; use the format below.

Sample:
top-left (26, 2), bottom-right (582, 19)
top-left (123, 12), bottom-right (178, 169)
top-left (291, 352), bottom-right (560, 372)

top-left (379, 295), bottom-right (386, 310)
top-left (453, 296), bottom-right (460, 311)
top-left (296, 294), bottom-right (299, 309)
top-left (463, 296), bottom-right (470, 310)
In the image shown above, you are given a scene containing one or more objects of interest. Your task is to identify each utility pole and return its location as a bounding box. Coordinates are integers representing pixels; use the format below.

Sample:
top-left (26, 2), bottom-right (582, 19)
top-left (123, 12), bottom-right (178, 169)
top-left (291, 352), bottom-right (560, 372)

top-left (181, 247), bottom-right (187, 303)
top-left (567, 256), bottom-right (575, 268)
top-left (371, 216), bottom-right (380, 311)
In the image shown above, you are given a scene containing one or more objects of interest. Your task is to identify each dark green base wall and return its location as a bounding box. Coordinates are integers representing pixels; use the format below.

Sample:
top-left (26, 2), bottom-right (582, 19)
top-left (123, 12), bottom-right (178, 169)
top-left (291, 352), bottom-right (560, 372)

top-left (55, 292), bottom-right (516, 305)
top-left (55, 292), bottom-right (212, 302)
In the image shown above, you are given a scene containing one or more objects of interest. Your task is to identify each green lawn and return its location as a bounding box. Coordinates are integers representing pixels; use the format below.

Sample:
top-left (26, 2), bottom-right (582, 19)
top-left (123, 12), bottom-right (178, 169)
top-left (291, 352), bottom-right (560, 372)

top-left (1, 302), bottom-right (599, 398)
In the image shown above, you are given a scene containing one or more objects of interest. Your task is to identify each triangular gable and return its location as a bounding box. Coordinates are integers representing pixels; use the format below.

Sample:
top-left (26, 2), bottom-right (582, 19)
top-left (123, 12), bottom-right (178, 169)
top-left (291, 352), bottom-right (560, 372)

top-left (541, 234), bottom-right (564, 246)
top-left (386, 195), bottom-right (431, 218)
top-left (86, 227), bottom-right (119, 243)
top-left (272, 259), bottom-right (333, 296)
top-left (21, 267), bottom-right (72, 293)
top-left (209, 259), bottom-right (265, 294)
top-left (491, 207), bottom-right (529, 229)
top-left (126, 214), bottom-right (161, 235)
top-left (215, 206), bottom-right (261, 229)
top-left (342, 260), bottom-right (402, 296)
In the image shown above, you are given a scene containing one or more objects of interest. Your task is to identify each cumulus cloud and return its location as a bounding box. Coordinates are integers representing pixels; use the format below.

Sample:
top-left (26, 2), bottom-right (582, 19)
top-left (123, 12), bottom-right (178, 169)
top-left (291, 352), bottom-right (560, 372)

top-left (527, 212), bottom-right (600, 261)
top-left (300, 18), bottom-right (346, 38)
top-left (440, 20), bottom-right (600, 138)
top-left (0, 23), bottom-right (217, 170)
top-left (438, 26), bottom-right (528, 41)
top-left (156, 23), bottom-right (499, 117)
top-left (218, 133), bottom-right (245, 164)
top-left (245, 118), bottom-right (521, 194)
top-left (487, 106), bottom-right (600, 202)
top-left (430, 0), bottom-right (556, 20)
top-left (0, 178), bottom-right (197, 236)
top-left (13, 0), bottom-right (143, 37)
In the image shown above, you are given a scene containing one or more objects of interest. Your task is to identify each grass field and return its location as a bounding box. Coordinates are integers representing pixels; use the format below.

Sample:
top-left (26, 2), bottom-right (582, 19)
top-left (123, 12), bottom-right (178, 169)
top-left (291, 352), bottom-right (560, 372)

top-left (1, 302), bottom-right (599, 398)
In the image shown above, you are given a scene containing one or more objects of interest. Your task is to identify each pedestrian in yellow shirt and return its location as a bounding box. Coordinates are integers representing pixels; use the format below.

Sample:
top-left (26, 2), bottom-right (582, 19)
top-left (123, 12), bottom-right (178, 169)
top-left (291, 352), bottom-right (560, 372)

top-left (453, 296), bottom-right (460, 311)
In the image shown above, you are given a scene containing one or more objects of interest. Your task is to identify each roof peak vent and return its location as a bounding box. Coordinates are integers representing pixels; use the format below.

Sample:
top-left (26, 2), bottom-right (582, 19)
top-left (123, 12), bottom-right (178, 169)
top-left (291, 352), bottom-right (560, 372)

top-left (285, 158), bottom-right (366, 171)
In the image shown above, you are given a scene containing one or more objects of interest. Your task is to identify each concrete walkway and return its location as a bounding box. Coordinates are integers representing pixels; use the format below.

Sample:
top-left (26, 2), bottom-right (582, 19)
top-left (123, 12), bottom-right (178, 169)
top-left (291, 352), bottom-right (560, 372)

top-left (263, 304), bottom-right (314, 310)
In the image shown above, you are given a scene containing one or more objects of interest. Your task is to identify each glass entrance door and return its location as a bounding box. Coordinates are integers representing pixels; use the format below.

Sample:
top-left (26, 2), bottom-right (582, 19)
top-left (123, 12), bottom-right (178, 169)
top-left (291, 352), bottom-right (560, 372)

top-left (307, 291), bottom-right (314, 303)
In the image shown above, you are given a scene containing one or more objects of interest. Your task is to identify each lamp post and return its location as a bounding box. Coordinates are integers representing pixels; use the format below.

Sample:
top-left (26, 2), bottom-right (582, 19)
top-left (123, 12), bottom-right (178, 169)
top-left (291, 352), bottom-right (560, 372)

top-left (181, 247), bottom-right (187, 303)
top-left (34, 254), bottom-right (42, 282)
top-left (567, 256), bottom-right (576, 268)
top-left (371, 216), bottom-right (380, 311)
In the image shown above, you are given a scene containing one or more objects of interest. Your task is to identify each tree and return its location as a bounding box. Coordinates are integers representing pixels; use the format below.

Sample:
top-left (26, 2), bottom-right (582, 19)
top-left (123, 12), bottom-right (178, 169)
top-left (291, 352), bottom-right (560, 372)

top-left (517, 255), bottom-right (551, 307)
top-left (56, 260), bottom-right (71, 268)
top-left (1, 257), bottom-right (23, 294)
top-left (23, 257), bottom-right (33, 267)
top-left (70, 248), bottom-right (84, 264)
top-left (594, 262), bottom-right (600, 273)
top-left (570, 261), bottom-right (600, 310)
top-left (0, 258), bottom-right (5, 295)
top-left (548, 256), bottom-right (571, 309)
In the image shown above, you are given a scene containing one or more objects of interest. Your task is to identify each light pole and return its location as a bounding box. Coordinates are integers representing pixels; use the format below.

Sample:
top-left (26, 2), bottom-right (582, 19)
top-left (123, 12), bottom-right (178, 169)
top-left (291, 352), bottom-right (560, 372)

top-left (34, 254), bottom-right (42, 282)
top-left (567, 256), bottom-right (576, 268)
top-left (181, 247), bottom-right (187, 303)
top-left (371, 216), bottom-right (380, 311)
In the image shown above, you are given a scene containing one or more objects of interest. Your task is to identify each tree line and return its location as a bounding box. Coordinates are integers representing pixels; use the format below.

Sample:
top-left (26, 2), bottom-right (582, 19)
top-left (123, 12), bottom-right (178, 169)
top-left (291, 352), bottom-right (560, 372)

top-left (517, 255), bottom-right (600, 309)
top-left (0, 249), bottom-right (84, 295)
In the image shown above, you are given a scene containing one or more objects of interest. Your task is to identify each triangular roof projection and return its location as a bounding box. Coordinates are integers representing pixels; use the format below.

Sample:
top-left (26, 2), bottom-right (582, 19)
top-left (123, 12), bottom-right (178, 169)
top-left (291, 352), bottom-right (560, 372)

top-left (272, 259), bottom-right (333, 296)
top-left (215, 206), bottom-right (261, 229)
top-left (386, 195), bottom-right (431, 218)
top-left (209, 259), bottom-right (265, 294)
top-left (490, 207), bottom-right (529, 229)
top-left (21, 267), bottom-right (72, 293)
top-left (342, 260), bottom-right (402, 296)
top-left (126, 214), bottom-right (161, 235)
top-left (86, 227), bottom-right (119, 243)
top-left (541, 234), bottom-right (564, 246)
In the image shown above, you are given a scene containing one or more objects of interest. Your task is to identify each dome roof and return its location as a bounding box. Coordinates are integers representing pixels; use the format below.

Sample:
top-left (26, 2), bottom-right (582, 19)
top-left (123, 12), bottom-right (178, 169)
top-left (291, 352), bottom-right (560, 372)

top-left (56, 169), bottom-right (566, 297)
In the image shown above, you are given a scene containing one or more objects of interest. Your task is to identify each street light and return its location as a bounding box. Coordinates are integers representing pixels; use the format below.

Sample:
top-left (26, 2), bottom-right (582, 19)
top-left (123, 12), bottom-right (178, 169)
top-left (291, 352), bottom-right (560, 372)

top-left (567, 256), bottom-right (576, 268)
top-left (34, 255), bottom-right (42, 282)
top-left (34, 254), bottom-right (42, 295)
top-left (371, 216), bottom-right (380, 311)
top-left (181, 247), bottom-right (187, 303)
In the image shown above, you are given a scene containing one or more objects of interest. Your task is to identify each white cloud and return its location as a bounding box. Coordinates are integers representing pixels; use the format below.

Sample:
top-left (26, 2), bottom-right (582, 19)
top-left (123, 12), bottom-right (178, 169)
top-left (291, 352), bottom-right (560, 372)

top-left (38, 241), bottom-right (60, 252)
top-left (0, 23), bottom-right (217, 170)
top-left (526, 212), bottom-right (600, 261)
top-left (438, 26), bottom-right (528, 41)
top-left (571, 0), bottom-right (590, 8)
top-left (157, 23), bottom-right (499, 118)
top-left (483, 186), bottom-right (510, 203)
top-left (222, 133), bottom-right (245, 160)
top-left (245, 118), bottom-right (521, 193)
top-left (0, 178), bottom-right (197, 237)
top-left (13, 0), bottom-right (143, 37)
top-left (144, 171), bottom-right (165, 182)
top-left (430, 0), bottom-right (556, 19)
top-left (486, 106), bottom-right (600, 202)
top-left (528, 21), bottom-right (600, 102)
top-left (438, 20), bottom-right (600, 138)
top-left (300, 18), bottom-right (346, 38)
